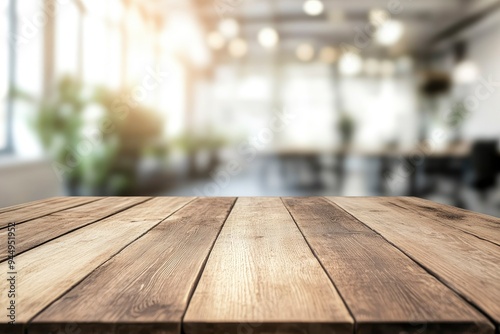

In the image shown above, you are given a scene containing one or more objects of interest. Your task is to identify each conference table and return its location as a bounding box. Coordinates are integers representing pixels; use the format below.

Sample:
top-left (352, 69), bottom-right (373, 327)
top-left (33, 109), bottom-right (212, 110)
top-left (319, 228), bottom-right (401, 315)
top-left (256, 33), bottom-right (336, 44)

top-left (264, 142), bottom-right (499, 197)
top-left (0, 196), bottom-right (498, 333)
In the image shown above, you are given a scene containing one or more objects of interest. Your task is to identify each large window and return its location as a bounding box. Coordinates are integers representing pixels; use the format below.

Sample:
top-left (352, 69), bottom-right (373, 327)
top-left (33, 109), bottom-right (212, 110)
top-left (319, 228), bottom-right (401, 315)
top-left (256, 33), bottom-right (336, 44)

top-left (1, 0), bottom-right (207, 156)
top-left (13, 0), bottom-right (44, 157)
top-left (82, 0), bottom-right (122, 88)
top-left (56, 1), bottom-right (80, 78)
top-left (0, 1), bottom-right (10, 151)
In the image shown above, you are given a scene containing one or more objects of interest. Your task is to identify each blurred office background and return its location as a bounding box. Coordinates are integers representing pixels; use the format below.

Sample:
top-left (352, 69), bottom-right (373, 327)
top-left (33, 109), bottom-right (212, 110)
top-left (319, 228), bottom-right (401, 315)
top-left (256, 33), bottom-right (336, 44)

top-left (0, 0), bottom-right (499, 216)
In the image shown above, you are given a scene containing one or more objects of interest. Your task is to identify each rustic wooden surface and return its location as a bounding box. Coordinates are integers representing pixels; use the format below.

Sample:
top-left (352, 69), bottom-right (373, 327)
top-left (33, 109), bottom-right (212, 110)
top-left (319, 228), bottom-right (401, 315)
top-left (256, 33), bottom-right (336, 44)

top-left (184, 198), bottom-right (353, 334)
top-left (400, 196), bottom-right (500, 246)
top-left (330, 196), bottom-right (500, 330)
top-left (32, 197), bottom-right (234, 334)
top-left (0, 197), bottom-right (150, 261)
top-left (0, 197), bottom-right (498, 334)
top-left (283, 197), bottom-right (493, 334)
top-left (0, 197), bottom-right (99, 228)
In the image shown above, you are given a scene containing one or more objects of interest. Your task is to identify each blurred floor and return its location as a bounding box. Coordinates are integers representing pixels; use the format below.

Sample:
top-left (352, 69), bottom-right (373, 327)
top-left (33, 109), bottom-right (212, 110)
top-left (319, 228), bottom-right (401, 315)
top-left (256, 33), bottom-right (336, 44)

top-left (164, 156), bottom-right (500, 217)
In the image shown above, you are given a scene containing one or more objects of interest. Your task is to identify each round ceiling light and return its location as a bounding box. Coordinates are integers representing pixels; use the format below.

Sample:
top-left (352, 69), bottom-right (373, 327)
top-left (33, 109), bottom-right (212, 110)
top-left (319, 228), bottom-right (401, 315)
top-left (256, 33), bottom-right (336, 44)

top-left (319, 46), bottom-right (338, 64)
top-left (219, 18), bottom-right (240, 39)
top-left (375, 20), bottom-right (404, 46)
top-left (453, 60), bottom-right (479, 84)
top-left (228, 38), bottom-right (248, 58)
top-left (369, 9), bottom-right (389, 26)
top-left (339, 52), bottom-right (363, 76)
top-left (303, 0), bottom-right (324, 16)
top-left (258, 27), bottom-right (279, 48)
top-left (207, 31), bottom-right (225, 50)
top-left (296, 43), bottom-right (315, 62)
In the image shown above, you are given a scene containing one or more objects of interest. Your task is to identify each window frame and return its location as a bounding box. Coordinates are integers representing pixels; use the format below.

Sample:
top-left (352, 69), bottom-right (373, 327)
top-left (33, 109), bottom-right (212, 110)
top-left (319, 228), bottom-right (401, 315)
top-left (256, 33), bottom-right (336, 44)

top-left (0, 0), bottom-right (15, 154)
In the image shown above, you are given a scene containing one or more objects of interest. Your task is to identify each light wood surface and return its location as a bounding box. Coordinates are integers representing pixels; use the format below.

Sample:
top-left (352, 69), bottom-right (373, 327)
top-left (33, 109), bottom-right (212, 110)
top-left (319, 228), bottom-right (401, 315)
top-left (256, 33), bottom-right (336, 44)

top-left (0, 197), bottom-right (149, 261)
top-left (31, 197), bottom-right (235, 334)
top-left (0, 197), bottom-right (62, 215)
top-left (0, 196), bottom-right (498, 334)
top-left (0, 197), bottom-right (194, 333)
top-left (330, 196), bottom-right (500, 329)
top-left (398, 196), bottom-right (500, 246)
top-left (184, 197), bottom-right (353, 334)
top-left (0, 197), bottom-right (99, 228)
top-left (283, 197), bottom-right (493, 334)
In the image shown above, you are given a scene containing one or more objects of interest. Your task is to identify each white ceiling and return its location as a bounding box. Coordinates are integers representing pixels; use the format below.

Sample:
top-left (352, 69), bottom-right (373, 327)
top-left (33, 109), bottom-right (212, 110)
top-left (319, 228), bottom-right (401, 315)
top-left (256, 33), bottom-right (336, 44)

top-left (193, 0), bottom-right (499, 57)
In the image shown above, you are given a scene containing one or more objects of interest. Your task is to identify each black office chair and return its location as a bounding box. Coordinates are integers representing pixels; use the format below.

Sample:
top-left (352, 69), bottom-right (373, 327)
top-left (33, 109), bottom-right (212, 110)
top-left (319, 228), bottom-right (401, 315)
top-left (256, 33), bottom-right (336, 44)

top-left (469, 140), bottom-right (498, 202)
top-left (418, 153), bottom-right (465, 207)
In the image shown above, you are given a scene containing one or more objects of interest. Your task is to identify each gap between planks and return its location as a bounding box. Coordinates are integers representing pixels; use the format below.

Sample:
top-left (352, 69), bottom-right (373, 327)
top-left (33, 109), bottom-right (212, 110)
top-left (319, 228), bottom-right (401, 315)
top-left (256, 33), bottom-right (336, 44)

top-left (0, 197), bottom-right (152, 262)
top-left (285, 197), bottom-right (493, 334)
top-left (279, 197), bottom-right (357, 326)
top-left (179, 197), bottom-right (238, 328)
top-left (0, 197), bottom-right (103, 229)
top-left (30, 197), bottom-right (235, 334)
top-left (396, 197), bottom-right (500, 247)
top-left (327, 196), bottom-right (500, 331)
top-left (0, 197), bottom-right (197, 334)
top-left (183, 197), bottom-right (354, 334)
top-left (1, 196), bottom-right (497, 334)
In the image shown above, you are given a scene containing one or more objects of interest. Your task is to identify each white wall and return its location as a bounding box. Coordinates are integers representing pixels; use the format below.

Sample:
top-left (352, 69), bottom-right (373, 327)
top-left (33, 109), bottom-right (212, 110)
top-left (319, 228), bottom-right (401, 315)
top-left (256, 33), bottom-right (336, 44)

top-left (0, 158), bottom-right (62, 208)
top-left (463, 10), bottom-right (500, 140)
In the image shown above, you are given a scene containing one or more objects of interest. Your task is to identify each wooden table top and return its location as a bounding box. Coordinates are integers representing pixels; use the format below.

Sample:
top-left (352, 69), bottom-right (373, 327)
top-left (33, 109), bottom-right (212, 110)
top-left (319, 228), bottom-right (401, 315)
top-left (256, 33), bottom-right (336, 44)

top-left (0, 196), bottom-right (499, 334)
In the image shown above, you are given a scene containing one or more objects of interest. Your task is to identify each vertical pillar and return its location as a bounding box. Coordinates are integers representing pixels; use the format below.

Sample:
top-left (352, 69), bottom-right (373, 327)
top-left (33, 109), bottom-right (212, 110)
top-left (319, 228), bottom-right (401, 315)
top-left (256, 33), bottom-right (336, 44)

top-left (5, 0), bottom-right (17, 153)
top-left (43, 0), bottom-right (56, 98)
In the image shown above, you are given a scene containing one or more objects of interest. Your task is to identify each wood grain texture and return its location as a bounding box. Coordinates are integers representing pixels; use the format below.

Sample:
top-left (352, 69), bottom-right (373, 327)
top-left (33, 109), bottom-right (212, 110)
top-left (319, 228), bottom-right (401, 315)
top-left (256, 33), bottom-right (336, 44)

top-left (283, 197), bottom-right (494, 334)
top-left (0, 197), bottom-right (195, 333)
top-left (183, 197), bottom-right (353, 334)
top-left (395, 197), bottom-right (500, 246)
top-left (329, 196), bottom-right (500, 328)
top-left (30, 197), bottom-right (236, 334)
top-left (0, 197), bottom-right (150, 261)
top-left (0, 197), bottom-right (62, 214)
top-left (0, 196), bottom-right (99, 229)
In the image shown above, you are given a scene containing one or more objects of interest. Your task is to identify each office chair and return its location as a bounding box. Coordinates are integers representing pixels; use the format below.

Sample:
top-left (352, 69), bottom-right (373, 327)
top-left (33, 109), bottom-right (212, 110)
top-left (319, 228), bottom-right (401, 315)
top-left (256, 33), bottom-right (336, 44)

top-left (470, 140), bottom-right (498, 200)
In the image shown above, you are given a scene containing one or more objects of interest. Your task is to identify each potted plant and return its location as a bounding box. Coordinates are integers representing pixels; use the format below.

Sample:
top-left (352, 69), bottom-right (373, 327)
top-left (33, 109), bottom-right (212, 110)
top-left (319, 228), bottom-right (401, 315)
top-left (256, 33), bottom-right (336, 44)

top-left (15, 76), bottom-right (164, 195)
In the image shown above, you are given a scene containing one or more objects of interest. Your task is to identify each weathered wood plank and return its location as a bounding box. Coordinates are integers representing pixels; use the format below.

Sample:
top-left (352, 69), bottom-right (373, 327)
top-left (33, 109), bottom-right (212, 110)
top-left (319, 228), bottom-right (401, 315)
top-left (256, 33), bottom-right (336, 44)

top-left (283, 197), bottom-right (494, 334)
top-left (0, 197), bottom-right (195, 333)
top-left (395, 197), bottom-right (500, 246)
top-left (0, 197), bottom-right (61, 214)
top-left (0, 197), bottom-right (100, 229)
top-left (184, 197), bottom-right (353, 334)
top-left (329, 196), bottom-right (500, 329)
top-left (29, 197), bottom-right (235, 334)
top-left (0, 197), bottom-right (150, 261)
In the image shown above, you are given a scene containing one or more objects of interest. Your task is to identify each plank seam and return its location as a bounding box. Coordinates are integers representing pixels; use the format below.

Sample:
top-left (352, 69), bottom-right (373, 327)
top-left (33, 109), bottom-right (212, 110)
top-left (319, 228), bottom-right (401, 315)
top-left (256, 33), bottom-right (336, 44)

top-left (0, 197), bottom-right (104, 230)
top-left (0, 197), bottom-right (153, 264)
top-left (395, 198), bottom-right (500, 248)
top-left (0, 197), bottom-right (61, 215)
top-left (280, 197), bottom-right (356, 334)
top-left (180, 197), bottom-right (238, 334)
top-left (24, 196), bottom-right (198, 333)
top-left (324, 197), bottom-right (499, 332)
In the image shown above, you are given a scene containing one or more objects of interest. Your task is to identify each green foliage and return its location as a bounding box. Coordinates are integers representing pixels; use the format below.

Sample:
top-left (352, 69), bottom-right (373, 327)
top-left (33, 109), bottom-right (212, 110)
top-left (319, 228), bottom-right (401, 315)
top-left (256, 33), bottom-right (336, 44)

top-left (338, 112), bottom-right (356, 145)
top-left (173, 131), bottom-right (227, 153)
top-left (15, 76), bottom-right (164, 195)
top-left (447, 100), bottom-right (469, 127)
